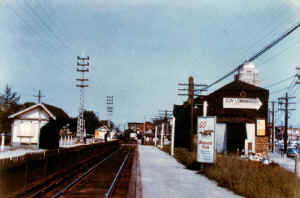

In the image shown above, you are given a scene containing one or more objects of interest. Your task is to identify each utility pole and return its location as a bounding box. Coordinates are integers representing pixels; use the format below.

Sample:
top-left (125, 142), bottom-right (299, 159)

top-left (178, 76), bottom-right (207, 152)
top-left (33, 90), bottom-right (45, 103)
top-left (76, 56), bottom-right (89, 143)
top-left (159, 110), bottom-right (172, 141)
top-left (152, 116), bottom-right (163, 147)
top-left (269, 101), bottom-right (276, 152)
top-left (278, 92), bottom-right (296, 153)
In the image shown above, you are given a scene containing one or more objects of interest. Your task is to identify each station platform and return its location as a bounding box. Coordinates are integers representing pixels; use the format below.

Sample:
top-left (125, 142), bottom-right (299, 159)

top-left (136, 145), bottom-right (242, 198)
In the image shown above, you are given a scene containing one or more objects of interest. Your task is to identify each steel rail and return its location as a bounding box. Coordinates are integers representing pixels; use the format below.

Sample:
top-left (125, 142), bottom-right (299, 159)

top-left (50, 149), bottom-right (120, 198)
top-left (105, 149), bottom-right (131, 198)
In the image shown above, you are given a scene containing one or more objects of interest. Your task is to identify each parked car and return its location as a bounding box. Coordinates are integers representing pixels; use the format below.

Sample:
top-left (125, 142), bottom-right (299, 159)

top-left (287, 147), bottom-right (298, 158)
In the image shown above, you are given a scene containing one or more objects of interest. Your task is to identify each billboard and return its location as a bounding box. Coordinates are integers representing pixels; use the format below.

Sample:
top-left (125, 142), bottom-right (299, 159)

top-left (197, 116), bottom-right (216, 163)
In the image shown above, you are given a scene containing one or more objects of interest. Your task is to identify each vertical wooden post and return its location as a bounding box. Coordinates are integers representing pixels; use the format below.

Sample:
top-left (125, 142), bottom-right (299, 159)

top-left (272, 101), bottom-right (275, 152)
top-left (160, 123), bottom-right (164, 149)
top-left (295, 153), bottom-right (298, 176)
top-left (188, 76), bottom-right (194, 152)
top-left (1, 133), bottom-right (5, 151)
top-left (171, 117), bottom-right (176, 156)
top-left (154, 126), bottom-right (158, 147)
top-left (284, 92), bottom-right (288, 154)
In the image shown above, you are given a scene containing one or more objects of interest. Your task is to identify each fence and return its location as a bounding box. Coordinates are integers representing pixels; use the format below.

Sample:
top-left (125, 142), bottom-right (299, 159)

top-left (0, 140), bottom-right (120, 198)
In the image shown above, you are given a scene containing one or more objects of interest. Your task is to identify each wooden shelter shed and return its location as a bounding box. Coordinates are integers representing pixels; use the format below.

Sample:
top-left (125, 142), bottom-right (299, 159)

top-left (8, 103), bottom-right (69, 145)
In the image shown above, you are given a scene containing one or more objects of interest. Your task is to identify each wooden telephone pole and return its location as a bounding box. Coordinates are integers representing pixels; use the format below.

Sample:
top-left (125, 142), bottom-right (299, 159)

top-left (269, 101), bottom-right (276, 152)
top-left (278, 93), bottom-right (296, 153)
top-left (178, 76), bottom-right (207, 152)
top-left (33, 90), bottom-right (45, 103)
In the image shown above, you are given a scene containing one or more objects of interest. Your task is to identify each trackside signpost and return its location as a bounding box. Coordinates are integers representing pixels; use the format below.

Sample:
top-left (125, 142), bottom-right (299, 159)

top-left (197, 116), bottom-right (216, 163)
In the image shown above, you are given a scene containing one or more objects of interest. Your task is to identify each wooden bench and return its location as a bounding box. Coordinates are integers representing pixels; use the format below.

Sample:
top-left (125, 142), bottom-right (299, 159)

top-left (17, 136), bottom-right (34, 144)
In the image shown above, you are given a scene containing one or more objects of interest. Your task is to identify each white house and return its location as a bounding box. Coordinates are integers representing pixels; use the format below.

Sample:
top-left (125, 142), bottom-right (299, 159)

top-left (95, 126), bottom-right (118, 141)
top-left (95, 125), bottom-right (110, 140)
top-left (8, 103), bottom-right (69, 145)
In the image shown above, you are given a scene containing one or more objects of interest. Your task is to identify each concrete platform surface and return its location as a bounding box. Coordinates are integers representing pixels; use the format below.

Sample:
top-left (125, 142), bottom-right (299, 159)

top-left (139, 145), bottom-right (243, 198)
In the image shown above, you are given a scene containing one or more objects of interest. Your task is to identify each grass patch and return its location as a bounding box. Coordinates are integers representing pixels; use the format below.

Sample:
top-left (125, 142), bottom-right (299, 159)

top-left (162, 146), bottom-right (300, 198)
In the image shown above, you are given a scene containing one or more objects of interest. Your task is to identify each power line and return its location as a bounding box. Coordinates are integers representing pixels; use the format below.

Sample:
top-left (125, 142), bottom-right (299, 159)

top-left (263, 74), bottom-right (295, 88)
top-left (22, 0), bottom-right (73, 51)
top-left (203, 21), bottom-right (300, 91)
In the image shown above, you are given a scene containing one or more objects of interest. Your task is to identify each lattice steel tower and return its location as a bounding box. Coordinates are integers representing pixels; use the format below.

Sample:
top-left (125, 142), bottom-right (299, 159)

top-left (76, 56), bottom-right (89, 142)
top-left (107, 96), bottom-right (113, 128)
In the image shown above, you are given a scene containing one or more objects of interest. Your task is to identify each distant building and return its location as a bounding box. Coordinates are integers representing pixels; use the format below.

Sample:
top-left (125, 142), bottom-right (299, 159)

top-left (288, 128), bottom-right (300, 141)
top-left (237, 62), bottom-right (259, 86)
top-left (95, 125), bottom-right (118, 141)
top-left (95, 125), bottom-right (110, 140)
top-left (8, 103), bottom-right (69, 145)
top-left (128, 122), bottom-right (154, 134)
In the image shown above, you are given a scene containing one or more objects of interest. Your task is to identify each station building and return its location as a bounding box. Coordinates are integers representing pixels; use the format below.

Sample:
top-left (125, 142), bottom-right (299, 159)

top-left (8, 103), bottom-right (69, 145)
top-left (174, 64), bottom-right (270, 154)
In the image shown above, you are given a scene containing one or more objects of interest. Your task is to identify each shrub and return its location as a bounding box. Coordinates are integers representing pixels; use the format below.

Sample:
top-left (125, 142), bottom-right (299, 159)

top-left (39, 119), bottom-right (68, 149)
top-left (202, 154), bottom-right (300, 198)
top-left (165, 146), bottom-right (300, 198)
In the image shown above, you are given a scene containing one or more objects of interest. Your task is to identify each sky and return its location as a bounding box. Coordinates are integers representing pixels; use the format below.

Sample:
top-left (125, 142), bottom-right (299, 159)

top-left (1, 0), bottom-right (300, 129)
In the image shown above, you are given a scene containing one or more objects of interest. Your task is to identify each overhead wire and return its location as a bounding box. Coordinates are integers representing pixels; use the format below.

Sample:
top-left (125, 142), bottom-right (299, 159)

top-left (2, 0), bottom-right (59, 52)
top-left (240, 2), bottom-right (295, 59)
top-left (22, 0), bottom-right (73, 51)
top-left (3, 0), bottom-right (78, 84)
top-left (203, 21), bottom-right (300, 91)
top-left (263, 74), bottom-right (295, 88)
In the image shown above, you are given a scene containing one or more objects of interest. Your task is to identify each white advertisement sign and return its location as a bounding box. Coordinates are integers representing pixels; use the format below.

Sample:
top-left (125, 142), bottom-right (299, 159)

top-left (223, 97), bottom-right (262, 110)
top-left (197, 116), bottom-right (216, 163)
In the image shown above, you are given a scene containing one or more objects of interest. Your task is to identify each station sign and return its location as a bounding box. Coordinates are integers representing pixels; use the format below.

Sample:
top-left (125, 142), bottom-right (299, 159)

top-left (223, 97), bottom-right (262, 110)
top-left (197, 116), bottom-right (216, 164)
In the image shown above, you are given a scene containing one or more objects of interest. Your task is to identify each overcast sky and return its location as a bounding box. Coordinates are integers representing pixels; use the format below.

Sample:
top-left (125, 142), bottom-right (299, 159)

top-left (1, 0), bottom-right (300, 128)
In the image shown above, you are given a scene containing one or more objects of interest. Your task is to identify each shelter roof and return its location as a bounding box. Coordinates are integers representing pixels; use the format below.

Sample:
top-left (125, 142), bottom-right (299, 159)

top-left (8, 103), bottom-right (69, 120)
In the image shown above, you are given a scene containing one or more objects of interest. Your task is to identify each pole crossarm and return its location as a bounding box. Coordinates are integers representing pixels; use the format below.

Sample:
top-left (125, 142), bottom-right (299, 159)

top-left (76, 79), bottom-right (88, 81)
top-left (77, 62), bottom-right (89, 66)
top-left (77, 56), bottom-right (90, 60)
top-left (77, 69), bottom-right (89, 72)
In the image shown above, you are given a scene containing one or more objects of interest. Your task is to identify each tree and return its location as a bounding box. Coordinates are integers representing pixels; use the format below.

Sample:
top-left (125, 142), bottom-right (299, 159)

top-left (0, 85), bottom-right (21, 134)
top-left (84, 111), bottom-right (101, 135)
top-left (39, 119), bottom-right (69, 149)
top-left (68, 111), bottom-right (101, 136)
top-left (0, 85), bottom-right (21, 110)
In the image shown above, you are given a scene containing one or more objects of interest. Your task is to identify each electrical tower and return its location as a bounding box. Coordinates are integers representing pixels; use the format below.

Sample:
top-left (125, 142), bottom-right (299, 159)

top-left (107, 96), bottom-right (113, 128)
top-left (76, 56), bottom-right (89, 143)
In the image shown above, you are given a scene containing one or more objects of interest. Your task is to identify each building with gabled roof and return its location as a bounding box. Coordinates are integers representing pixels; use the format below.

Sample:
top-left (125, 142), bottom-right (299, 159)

top-left (174, 78), bottom-right (269, 155)
top-left (8, 103), bottom-right (69, 145)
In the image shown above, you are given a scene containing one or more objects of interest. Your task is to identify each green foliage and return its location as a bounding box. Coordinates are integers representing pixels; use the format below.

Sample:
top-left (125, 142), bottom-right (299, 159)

top-left (0, 85), bottom-right (20, 109)
top-left (83, 111), bottom-right (100, 134)
top-left (39, 119), bottom-right (69, 149)
top-left (69, 111), bottom-right (101, 135)
top-left (0, 85), bottom-right (22, 134)
top-left (202, 154), bottom-right (300, 198)
top-left (167, 146), bottom-right (300, 198)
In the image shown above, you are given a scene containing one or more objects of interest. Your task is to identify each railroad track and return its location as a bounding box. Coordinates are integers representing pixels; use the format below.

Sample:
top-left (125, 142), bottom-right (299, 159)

top-left (22, 145), bottom-right (136, 198)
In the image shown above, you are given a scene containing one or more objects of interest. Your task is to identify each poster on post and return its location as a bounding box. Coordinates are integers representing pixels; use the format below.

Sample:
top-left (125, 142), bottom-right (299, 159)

top-left (197, 116), bottom-right (216, 163)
